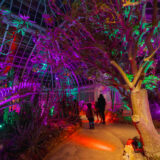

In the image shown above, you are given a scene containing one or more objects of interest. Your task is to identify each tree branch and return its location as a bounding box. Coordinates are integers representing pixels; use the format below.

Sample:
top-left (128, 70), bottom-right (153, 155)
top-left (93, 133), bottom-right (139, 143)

top-left (145, 0), bottom-right (158, 54)
top-left (132, 62), bottom-right (149, 86)
top-left (144, 44), bottom-right (160, 61)
top-left (110, 60), bottom-right (133, 89)
top-left (134, 80), bottom-right (143, 92)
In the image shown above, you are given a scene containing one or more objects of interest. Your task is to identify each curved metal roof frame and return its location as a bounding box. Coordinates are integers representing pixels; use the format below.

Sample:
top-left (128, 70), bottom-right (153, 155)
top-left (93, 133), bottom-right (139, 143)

top-left (0, 0), bottom-right (94, 90)
top-left (0, 0), bottom-right (157, 90)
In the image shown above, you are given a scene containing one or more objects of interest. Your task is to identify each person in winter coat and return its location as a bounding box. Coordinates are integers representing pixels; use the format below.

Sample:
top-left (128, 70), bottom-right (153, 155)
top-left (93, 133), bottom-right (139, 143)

top-left (97, 94), bottom-right (106, 124)
top-left (86, 103), bottom-right (95, 129)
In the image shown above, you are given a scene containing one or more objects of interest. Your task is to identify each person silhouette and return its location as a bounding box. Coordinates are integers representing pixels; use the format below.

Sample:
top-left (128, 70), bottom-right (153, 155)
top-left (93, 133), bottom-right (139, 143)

top-left (97, 94), bottom-right (106, 124)
top-left (86, 103), bottom-right (95, 129)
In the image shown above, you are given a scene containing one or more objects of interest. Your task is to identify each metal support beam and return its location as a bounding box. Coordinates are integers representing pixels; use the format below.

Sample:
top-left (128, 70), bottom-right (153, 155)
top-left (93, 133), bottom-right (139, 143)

top-left (2, 13), bottom-right (46, 34)
top-left (21, 36), bottom-right (40, 79)
top-left (0, 0), bottom-right (5, 7)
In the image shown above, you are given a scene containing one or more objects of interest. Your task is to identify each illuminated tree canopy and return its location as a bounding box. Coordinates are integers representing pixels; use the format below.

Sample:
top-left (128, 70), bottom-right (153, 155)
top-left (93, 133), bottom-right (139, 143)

top-left (37, 0), bottom-right (160, 97)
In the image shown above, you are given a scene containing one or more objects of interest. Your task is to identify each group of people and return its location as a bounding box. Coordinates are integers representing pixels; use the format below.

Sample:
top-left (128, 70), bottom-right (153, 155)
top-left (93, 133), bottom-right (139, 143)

top-left (86, 94), bottom-right (106, 129)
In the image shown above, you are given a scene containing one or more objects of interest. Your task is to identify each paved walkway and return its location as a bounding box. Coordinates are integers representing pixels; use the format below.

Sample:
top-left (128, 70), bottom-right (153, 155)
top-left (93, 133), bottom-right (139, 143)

top-left (44, 116), bottom-right (140, 160)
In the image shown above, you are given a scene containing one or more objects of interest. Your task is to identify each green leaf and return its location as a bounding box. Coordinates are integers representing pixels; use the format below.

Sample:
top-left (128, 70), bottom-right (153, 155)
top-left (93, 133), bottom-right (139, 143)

top-left (144, 61), bottom-right (153, 73)
top-left (126, 74), bottom-right (134, 82)
top-left (21, 30), bottom-right (25, 36)
top-left (142, 75), bottom-right (160, 90)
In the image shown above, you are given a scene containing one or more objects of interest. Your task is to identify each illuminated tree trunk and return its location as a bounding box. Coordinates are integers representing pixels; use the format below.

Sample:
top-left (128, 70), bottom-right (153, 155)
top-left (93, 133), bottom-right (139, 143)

top-left (131, 89), bottom-right (160, 159)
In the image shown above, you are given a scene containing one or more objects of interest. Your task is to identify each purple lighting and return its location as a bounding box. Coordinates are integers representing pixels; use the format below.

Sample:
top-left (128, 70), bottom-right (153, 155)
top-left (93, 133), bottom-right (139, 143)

top-left (0, 82), bottom-right (40, 100)
top-left (0, 92), bottom-right (37, 108)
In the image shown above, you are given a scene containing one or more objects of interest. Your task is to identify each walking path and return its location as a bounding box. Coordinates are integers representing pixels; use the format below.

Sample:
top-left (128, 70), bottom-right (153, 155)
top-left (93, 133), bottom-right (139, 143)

top-left (44, 115), bottom-right (141, 160)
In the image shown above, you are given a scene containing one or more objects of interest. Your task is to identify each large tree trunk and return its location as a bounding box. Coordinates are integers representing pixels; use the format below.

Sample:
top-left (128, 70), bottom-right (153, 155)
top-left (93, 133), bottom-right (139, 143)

top-left (131, 89), bottom-right (160, 159)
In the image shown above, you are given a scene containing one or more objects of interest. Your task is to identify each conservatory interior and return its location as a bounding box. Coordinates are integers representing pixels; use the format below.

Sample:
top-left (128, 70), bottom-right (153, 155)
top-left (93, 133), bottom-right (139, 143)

top-left (0, 0), bottom-right (160, 160)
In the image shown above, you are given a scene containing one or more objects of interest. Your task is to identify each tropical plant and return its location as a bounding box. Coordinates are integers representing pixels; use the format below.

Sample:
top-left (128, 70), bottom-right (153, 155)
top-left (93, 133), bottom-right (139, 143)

top-left (0, 99), bottom-right (47, 160)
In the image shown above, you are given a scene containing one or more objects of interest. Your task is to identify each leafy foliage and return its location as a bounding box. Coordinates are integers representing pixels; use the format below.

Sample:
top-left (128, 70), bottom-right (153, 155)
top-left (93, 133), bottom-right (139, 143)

top-left (0, 100), bottom-right (47, 160)
top-left (126, 73), bottom-right (160, 90)
top-left (12, 15), bottom-right (33, 36)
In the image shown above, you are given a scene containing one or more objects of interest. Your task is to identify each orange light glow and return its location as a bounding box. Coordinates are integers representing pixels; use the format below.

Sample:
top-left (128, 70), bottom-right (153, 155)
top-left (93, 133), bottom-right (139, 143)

top-left (81, 119), bottom-right (89, 123)
top-left (71, 133), bottom-right (115, 152)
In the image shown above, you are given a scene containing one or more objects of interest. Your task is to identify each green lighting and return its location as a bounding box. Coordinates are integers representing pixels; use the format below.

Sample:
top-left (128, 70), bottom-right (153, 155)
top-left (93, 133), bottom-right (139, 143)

top-left (123, 116), bottom-right (132, 121)
top-left (126, 74), bottom-right (134, 82)
top-left (143, 75), bottom-right (159, 90)
top-left (41, 63), bottom-right (47, 71)
top-left (66, 88), bottom-right (78, 99)
top-left (111, 49), bottom-right (117, 56)
top-left (134, 30), bottom-right (140, 36)
top-left (123, 36), bottom-right (126, 42)
top-left (126, 73), bottom-right (159, 91)
top-left (144, 61), bottom-right (153, 73)
top-left (50, 106), bottom-right (55, 116)
top-left (124, 8), bottom-right (130, 18)
top-left (3, 108), bottom-right (9, 124)
top-left (124, 104), bottom-right (131, 111)
top-left (0, 124), bottom-right (3, 128)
